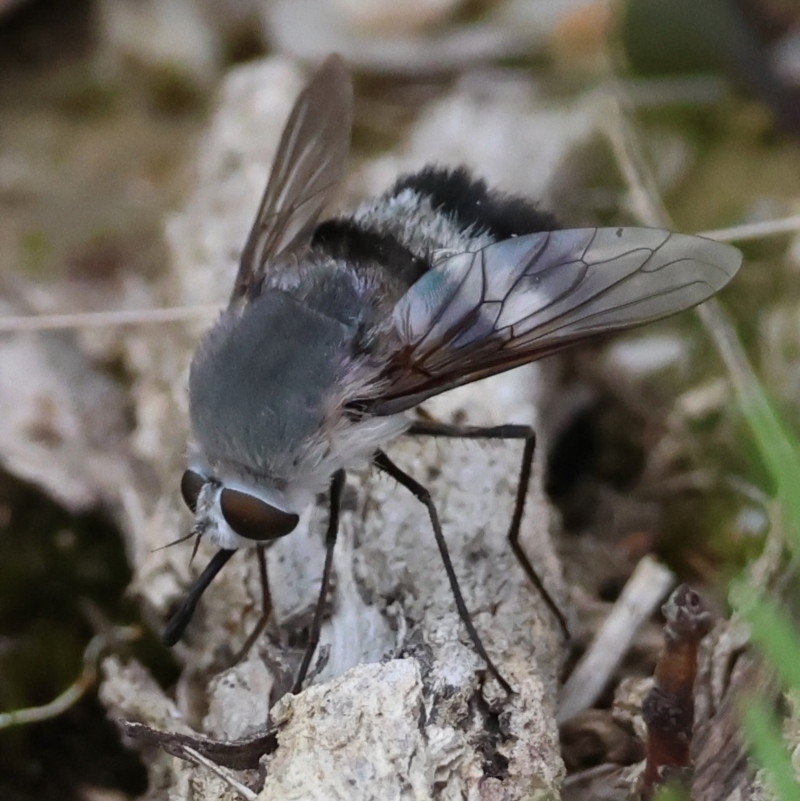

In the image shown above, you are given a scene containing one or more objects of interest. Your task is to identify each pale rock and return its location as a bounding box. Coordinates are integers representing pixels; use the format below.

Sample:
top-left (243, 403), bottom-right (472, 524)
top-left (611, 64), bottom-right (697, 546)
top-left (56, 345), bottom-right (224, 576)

top-left (0, 327), bottom-right (131, 511)
top-left (262, 0), bottom-right (601, 74)
top-left (603, 333), bottom-right (688, 378)
top-left (204, 655), bottom-right (274, 740)
top-left (98, 0), bottom-right (222, 86)
top-left (357, 69), bottom-right (599, 211)
top-left (165, 59), bottom-right (306, 307)
top-left (262, 0), bottom-right (538, 74)
top-left (329, 0), bottom-right (461, 35)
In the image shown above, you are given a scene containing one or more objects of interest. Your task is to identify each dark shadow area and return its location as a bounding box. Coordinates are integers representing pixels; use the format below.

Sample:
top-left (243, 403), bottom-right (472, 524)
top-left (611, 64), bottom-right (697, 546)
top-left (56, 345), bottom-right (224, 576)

top-left (0, 466), bottom-right (169, 800)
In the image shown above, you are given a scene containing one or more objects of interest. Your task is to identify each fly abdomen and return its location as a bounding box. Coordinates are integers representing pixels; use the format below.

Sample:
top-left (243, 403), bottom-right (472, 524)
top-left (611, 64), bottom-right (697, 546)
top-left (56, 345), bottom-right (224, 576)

top-left (311, 219), bottom-right (429, 287)
top-left (348, 165), bottom-right (560, 276)
top-left (390, 165), bottom-right (560, 242)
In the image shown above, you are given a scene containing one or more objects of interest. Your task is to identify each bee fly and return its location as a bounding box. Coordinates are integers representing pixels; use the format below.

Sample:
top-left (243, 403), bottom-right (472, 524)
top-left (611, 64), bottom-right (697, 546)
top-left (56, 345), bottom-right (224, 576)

top-left (163, 55), bottom-right (741, 694)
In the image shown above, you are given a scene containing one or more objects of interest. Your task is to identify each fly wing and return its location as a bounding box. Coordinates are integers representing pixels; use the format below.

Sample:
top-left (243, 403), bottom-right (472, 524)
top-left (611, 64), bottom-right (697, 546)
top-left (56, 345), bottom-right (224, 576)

top-left (231, 55), bottom-right (353, 304)
top-left (366, 228), bottom-right (741, 415)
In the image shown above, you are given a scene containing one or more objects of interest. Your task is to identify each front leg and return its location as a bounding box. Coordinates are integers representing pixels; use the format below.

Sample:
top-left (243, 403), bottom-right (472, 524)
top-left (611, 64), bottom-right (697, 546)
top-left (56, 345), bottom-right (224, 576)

top-left (292, 469), bottom-right (346, 694)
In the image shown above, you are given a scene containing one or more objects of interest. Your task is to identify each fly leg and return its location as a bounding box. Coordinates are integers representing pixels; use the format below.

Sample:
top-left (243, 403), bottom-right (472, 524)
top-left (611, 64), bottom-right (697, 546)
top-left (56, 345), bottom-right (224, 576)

top-left (406, 420), bottom-right (569, 639)
top-left (292, 469), bottom-right (345, 694)
top-left (229, 545), bottom-right (273, 665)
top-left (374, 450), bottom-right (513, 694)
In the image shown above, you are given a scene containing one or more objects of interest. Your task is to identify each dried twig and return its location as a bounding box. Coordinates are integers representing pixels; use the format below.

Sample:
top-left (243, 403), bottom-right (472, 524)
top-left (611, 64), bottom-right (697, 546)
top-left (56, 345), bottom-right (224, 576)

top-left (0, 304), bottom-right (220, 332)
top-left (557, 556), bottom-right (675, 724)
top-left (119, 720), bottom-right (278, 772)
top-left (700, 215), bottom-right (800, 243)
top-left (0, 625), bottom-right (140, 729)
top-left (639, 584), bottom-right (713, 799)
top-left (181, 747), bottom-right (259, 801)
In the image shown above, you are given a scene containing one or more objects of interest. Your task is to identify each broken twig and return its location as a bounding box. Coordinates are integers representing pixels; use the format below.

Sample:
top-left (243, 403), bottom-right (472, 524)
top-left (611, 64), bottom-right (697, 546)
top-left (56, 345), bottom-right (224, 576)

top-left (639, 584), bottom-right (713, 799)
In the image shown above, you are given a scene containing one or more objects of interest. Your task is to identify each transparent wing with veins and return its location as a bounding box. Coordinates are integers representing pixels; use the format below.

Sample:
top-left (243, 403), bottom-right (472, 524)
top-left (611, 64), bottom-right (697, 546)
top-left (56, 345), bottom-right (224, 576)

top-left (365, 227), bottom-right (742, 415)
top-left (230, 55), bottom-right (353, 304)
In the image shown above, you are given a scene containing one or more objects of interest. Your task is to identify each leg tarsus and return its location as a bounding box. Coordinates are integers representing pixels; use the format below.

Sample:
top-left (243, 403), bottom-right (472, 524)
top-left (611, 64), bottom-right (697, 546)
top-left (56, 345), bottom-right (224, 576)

top-left (292, 469), bottom-right (345, 694)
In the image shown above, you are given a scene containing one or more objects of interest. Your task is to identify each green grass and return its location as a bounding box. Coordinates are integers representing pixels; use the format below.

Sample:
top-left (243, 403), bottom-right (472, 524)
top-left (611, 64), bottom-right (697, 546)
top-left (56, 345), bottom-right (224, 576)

top-left (733, 374), bottom-right (800, 552)
top-left (726, 367), bottom-right (800, 797)
top-left (742, 702), bottom-right (800, 801)
top-left (653, 784), bottom-right (690, 801)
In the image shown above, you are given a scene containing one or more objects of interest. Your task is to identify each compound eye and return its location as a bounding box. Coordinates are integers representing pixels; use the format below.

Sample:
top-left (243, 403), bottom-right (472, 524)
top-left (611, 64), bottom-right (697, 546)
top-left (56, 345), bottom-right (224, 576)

top-left (219, 488), bottom-right (299, 541)
top-left (180, 469), bottom-right (206, 513)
